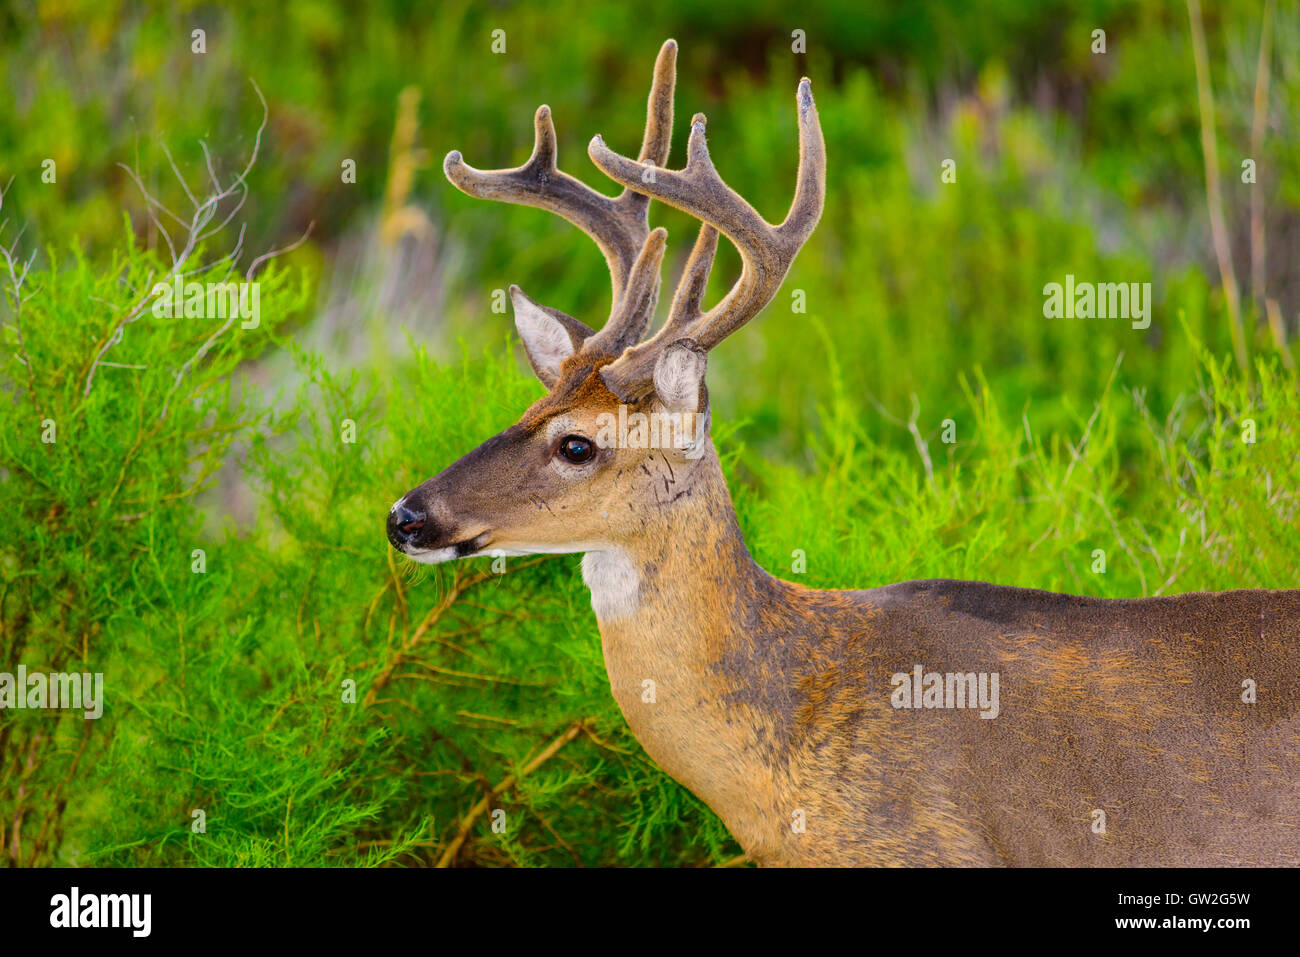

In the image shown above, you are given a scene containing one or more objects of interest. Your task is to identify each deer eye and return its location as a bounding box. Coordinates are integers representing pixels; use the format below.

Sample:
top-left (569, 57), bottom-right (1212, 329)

top-left (557, 435), bottom-right (595, 464)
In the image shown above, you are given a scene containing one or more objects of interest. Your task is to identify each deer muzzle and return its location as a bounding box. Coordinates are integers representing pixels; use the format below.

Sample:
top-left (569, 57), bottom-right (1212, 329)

top-left (386, 490), bottom-right (493, 561)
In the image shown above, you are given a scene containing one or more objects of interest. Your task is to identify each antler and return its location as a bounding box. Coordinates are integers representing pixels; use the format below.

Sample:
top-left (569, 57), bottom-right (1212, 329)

top-left (444, 41), bottom-right (824, 398)
top-left (593, 78), bottom-right (826, 401)
top-left (443, 40), bottom-right (677, 351)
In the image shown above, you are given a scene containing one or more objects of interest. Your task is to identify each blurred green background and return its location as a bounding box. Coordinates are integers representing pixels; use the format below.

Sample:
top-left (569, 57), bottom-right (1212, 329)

top-left (1, 0), bottom-right (1297, 867)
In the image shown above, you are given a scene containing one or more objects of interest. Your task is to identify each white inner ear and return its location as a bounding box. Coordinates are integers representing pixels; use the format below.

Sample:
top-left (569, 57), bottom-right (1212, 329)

top-left (653, 344), bottom-right (706, 414)
top-left (513, 290), bottom-right (575, 382)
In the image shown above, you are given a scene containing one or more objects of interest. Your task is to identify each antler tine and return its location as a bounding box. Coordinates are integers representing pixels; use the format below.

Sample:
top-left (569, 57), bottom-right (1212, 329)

top-left (606, 221), bottom-right (718, 360)
top-left (443, 40), bottom-right (677, 322)
top-left (589, 227), bottom-right (669, 353)
top-left (593, 78), bottom-right (826, 401)
top-left (658, 222), bottom-right (720, 343)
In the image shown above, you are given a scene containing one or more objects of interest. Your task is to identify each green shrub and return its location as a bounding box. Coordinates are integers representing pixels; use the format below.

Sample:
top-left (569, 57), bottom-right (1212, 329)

top-left (0, 232), bottom-right (307, 865)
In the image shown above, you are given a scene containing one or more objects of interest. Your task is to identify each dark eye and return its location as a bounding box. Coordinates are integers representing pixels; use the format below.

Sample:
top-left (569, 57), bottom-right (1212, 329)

top-left (558, 435), bottom-right (595, 464)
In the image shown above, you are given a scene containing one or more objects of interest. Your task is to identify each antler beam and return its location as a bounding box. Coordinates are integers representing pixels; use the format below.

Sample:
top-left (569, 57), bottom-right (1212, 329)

top-left (594, 79), bottom-right (825, 400)
top-left (443, 39), bottom-right (677, 349)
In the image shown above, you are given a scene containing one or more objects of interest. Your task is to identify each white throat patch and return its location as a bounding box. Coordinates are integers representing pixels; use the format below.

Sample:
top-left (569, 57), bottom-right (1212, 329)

top-left (581, 550), bottom-right (641, 621)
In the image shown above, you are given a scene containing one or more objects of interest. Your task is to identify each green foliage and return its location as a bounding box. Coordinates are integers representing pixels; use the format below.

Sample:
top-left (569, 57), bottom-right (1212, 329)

top-left (0, 233), bottom-right (308, 865)
top-left (741, 326), bottom-right (1300, 604)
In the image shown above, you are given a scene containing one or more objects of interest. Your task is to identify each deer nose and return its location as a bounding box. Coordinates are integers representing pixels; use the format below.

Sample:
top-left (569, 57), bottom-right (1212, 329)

top-left (387, 499), bottom-right (429, 549)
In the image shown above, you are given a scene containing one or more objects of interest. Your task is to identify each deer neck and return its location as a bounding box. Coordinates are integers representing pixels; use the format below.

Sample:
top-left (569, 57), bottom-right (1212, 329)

top-left (581, 448), bottom-right (763, 649)
top-left (580, 449), bottom-right (793, 851)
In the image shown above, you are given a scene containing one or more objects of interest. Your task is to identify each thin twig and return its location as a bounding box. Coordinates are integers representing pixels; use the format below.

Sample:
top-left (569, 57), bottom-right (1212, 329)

top-left (157, 219), bottom-right (315, 422)
top-left (83, 79), bottom-right (273, 398)
top-left (435, 721), bottom-right (586, 868)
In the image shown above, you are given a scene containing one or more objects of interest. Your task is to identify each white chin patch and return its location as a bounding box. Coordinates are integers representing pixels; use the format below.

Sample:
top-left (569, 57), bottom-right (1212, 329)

top-left (581, 550), bottom-right (640, 621)
top-left (399, 541), bottom-right (590, 565)
top-left (400, 542), bottom-right (642, 622)
top-left (399, 546), bottom-right (462, 565)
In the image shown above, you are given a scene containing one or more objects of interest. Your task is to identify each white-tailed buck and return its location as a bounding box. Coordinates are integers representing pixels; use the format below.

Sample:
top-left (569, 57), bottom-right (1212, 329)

top-left (389, 40), bottom-right (1299, 866)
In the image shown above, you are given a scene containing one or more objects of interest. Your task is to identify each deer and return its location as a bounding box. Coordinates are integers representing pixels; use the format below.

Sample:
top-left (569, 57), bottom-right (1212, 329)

top-left (388, 40), bottom-right (1300, 867)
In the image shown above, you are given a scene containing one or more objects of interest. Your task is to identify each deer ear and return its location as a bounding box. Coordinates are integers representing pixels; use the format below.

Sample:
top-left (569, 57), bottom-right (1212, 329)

top-left (510, 285), bottom-right (594, 387)
top-left (653, 339), bottom-right (708, 414)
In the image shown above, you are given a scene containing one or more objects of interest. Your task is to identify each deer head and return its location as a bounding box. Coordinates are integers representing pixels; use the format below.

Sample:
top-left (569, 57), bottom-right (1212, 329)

top-left (387, 40), bottom-right (824, 587)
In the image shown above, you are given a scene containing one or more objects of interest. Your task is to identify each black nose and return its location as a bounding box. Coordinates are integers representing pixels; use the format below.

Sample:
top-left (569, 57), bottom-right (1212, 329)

top-left (387, 501), bottom-right (428, 549)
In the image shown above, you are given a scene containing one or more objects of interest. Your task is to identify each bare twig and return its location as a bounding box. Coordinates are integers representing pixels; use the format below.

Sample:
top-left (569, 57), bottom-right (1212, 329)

top-left (244, 223), bottom-right (313, 284)
top-left (905, 393), bottom-right (935, 488)
top-left (0, 183), bottom-right (45, 420)
top-left (866, 391), bottom-right (937, 488)
top-left (159, 139), bottom-right (199, 209)
top-left (157, 219), bottom-right (314, 422)
top-left (83, 79), bottom-right (277, 399)
top-left (435, 721), bottom-right (586, 868)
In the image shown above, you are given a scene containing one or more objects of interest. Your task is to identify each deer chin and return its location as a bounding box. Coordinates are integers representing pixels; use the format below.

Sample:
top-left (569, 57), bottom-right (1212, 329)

top-left (402, 536), bottom-right (615, 565)
top-left (401, 546), bottom-right (468, 564)
top-left (403, 537), bottom-right (640, 619)
top-left (399, 530), bottom-right (494, 564)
